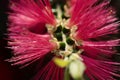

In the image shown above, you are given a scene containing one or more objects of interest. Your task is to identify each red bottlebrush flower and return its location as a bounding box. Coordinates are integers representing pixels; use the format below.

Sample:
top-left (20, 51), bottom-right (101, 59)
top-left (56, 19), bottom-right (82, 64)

top-left (68, 0), bottom-right (120, 79)
top-left (7, 0), bottom-right (120, 80)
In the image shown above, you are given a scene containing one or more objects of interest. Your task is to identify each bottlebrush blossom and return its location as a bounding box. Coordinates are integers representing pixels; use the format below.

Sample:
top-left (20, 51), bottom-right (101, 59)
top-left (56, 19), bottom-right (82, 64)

top-left (7, 0), bottom-right (120, 80)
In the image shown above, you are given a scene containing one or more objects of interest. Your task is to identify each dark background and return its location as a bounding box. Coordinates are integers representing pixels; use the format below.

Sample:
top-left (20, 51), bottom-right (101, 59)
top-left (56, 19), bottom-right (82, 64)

top-left (0, 0), bottom-right (120, 80)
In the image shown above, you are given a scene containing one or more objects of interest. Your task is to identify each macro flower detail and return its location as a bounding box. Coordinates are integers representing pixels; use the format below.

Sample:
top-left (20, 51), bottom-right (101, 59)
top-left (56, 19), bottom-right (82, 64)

top-left (8, 0), bottom-right (120, 80)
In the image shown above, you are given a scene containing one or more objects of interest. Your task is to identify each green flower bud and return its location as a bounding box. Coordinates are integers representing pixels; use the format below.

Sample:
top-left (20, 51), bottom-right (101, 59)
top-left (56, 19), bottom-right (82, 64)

top-left (69, 60), bottom-right (86, 79)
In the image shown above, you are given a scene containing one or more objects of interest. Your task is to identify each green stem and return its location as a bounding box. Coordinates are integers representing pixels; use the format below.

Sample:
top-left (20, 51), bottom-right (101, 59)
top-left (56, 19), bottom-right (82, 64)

top-left (64, 67), bottom-right (70, 80)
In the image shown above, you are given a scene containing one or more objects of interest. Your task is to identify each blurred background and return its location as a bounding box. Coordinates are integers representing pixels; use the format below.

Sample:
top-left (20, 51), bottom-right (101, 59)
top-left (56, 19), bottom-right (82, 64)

top-left (0, 0), bottom-right (120, 80)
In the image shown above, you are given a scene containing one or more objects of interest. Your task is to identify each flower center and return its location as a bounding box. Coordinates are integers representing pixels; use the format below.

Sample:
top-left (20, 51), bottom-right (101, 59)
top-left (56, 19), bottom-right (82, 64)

top-left (46, 20), bottom-right (83, 58)
top-left (46, 5), bottom-right (86, 80)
